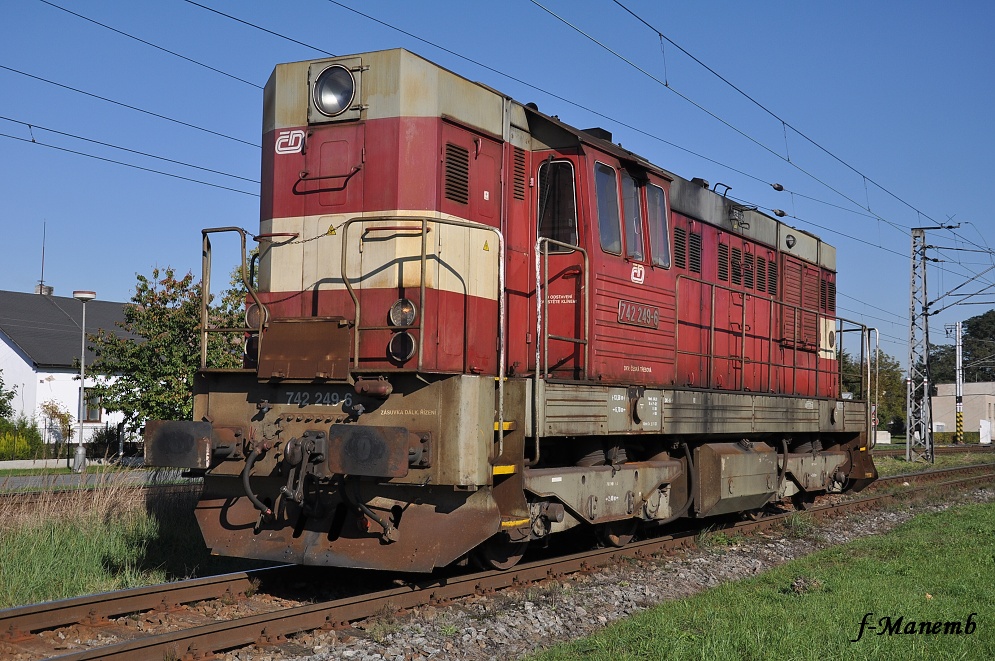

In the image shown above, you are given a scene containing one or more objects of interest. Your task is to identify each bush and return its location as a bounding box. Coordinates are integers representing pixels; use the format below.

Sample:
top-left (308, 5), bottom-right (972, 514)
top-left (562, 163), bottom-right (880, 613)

top-left (0, 416), bottom-right (50, 460)
top-left (934, 430), bottom-right (981, 444)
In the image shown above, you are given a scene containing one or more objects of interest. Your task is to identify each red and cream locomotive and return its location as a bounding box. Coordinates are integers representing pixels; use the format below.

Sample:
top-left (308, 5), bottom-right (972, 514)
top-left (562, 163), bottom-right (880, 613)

top-left (145, 49), bottom-right (877, 571)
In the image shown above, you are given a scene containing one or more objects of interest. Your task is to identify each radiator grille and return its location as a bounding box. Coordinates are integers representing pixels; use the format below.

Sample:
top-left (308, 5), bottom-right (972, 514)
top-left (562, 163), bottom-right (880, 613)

top-left (444, 143), bottom-right (470, 204)
top-left (717, 244), bottom-right (729, 281)
top-left (512, 147), bottom-right (526, 200)
top-left (674, 227), bottom-right (687, 269)
top-left (689, 232), bottom-right (702, 274)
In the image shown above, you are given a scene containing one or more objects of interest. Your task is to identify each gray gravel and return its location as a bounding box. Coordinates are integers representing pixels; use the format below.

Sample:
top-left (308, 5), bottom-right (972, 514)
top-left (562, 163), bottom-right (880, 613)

top-left (220, 487), bottom-right (995, 661)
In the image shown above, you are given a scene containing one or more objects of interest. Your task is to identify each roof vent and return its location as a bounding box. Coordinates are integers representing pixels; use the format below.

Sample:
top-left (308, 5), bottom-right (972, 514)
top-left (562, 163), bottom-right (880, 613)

top-left (690, 177), bottom-right (709, 189)
top-left (583, 127), bottom-right (612, 141)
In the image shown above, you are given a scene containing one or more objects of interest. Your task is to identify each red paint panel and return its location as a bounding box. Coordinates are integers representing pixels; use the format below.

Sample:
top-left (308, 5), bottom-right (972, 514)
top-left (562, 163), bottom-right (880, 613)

top-left (256, 289), bottom-right (498, 375)
top-left (263, 117), bottom-right (442, 222)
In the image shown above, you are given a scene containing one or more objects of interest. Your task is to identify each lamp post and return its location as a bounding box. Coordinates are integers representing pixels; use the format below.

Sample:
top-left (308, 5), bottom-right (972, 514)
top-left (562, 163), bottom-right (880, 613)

top-left (72, 290), bottom-right (96, 474)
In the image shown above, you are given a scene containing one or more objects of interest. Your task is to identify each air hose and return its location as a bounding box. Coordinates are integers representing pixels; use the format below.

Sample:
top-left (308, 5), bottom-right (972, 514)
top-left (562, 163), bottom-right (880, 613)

top-left (242, 447), bottom-right (273, 518)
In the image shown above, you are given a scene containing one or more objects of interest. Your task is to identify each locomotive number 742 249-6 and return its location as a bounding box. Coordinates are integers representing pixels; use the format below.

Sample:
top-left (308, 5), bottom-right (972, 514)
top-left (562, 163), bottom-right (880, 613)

top-left (283, 390), bottom-right (354, 407)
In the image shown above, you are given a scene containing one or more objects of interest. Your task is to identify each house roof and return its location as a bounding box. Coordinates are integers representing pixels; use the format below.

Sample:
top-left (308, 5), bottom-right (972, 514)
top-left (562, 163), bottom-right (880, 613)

top-left (0, 289), bottom-right (130, 370)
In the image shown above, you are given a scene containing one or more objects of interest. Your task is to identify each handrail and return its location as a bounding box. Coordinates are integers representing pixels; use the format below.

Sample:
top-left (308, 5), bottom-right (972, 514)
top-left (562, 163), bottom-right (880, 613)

top-left (338, 215), bottom-right (507, 460)
top-left (200, 227), bottom-right (266, 370)
top-left (531, 237), bottom-right (589, 466)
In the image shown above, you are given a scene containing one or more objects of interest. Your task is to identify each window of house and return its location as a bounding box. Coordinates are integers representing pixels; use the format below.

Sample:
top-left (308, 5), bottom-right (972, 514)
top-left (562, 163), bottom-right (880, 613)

top-left (537, 159), bottom-right (578, 251)
top-left (82, 391), bottom-right (101, 423)
top-left (621, 172), bottom-right (644, 260)
top-left (646, 184), bottom-right (670, 268)
top-left (595, 163), bottom-right (621, 254)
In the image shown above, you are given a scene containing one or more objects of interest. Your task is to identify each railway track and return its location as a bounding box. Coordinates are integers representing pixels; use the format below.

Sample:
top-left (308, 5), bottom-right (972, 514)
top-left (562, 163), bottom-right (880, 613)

top-left (1, 463), bottom-right (993, 661)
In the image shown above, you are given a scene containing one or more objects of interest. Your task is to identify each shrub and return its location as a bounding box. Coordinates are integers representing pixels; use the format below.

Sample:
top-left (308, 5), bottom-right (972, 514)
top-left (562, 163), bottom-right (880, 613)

top-left (0, 416), bottom-right (48, 460)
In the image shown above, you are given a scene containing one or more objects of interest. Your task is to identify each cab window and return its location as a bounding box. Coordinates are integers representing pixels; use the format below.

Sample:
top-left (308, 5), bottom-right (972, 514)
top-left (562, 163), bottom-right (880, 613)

top-left (647, 184), bottom-right (671, 268)
top-left (595, 162), bottom-right (621, 254)
top-left (621, 172), bottom-right (644, 260)
top-left (537, 159), bottom-right (578, 251)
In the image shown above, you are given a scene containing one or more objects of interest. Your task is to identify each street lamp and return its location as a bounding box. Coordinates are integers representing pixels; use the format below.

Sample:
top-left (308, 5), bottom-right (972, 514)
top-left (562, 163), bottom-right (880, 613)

top-left (72, 290), bottom-right (96, 474)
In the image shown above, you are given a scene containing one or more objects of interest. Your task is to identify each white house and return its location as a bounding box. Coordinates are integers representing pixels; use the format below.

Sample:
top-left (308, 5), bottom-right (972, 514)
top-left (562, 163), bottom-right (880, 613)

top-left (0, 288), bottom-right (129, 444)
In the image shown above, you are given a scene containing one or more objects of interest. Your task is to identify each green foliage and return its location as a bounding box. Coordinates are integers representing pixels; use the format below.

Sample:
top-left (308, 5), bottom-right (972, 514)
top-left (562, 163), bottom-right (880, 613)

top-left (0, 368), bottom-right (16, 419)
top-left (0, 416), bottom-right (48, 460)
top-left (86, 266), bottom-right (246, 428)
top-left (38, 399), bottom-right (73, 444)
top-left (840, 348), bottom-right (906, 431)
top-left (931, 309), bottom-right (995, 385)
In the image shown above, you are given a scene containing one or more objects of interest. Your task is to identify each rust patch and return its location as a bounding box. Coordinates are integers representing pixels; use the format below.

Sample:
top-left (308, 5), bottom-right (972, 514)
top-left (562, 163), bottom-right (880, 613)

top-left (257, 318), bottom-right (351, 380)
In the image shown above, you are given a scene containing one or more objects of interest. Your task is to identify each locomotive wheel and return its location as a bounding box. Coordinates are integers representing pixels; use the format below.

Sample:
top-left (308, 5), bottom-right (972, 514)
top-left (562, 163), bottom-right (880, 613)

top-left (597, 520), bottom-right (638, 547)
top-left (473, 535), bottom-right (529, 570)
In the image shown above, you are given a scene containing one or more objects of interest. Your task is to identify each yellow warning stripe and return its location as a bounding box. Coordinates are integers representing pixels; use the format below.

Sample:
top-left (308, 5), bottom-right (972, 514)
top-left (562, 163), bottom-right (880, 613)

top-left (500, 518), bottom-right (530, 528)
top-left (492, 464), bottom-right (516, 475)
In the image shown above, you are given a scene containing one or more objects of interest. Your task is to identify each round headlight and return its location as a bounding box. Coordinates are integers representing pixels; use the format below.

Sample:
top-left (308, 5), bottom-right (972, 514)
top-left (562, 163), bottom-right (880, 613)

top-left (388, 298), bottom-right (417, 327)
top-left (388, 332), bottom-right (417, 363)
top-left (245, 303), bottom-right (268, 329)
top-left (312, 65), bottom-right (355, 117)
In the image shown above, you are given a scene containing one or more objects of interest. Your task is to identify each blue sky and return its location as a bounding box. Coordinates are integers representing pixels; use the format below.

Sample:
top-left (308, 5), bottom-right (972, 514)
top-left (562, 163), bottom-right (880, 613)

top-left (2, 0), bottom-right (993, 362)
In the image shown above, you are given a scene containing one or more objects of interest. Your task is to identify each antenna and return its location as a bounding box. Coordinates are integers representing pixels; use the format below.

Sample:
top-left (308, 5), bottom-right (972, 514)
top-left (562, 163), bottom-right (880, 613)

top-left (35, 221), bottom-right (53, 296)
top-left (40, 221), bottom-right (46, 286)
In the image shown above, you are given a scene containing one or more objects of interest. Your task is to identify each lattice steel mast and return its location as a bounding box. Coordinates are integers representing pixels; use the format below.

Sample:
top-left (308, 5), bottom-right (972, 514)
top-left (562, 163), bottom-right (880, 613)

top-left (906, 227), bottom-right (936, 463)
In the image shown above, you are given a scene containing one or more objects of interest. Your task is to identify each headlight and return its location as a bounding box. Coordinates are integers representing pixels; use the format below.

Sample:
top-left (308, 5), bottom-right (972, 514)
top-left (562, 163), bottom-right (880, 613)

top-left (245, 303), bottom-right (268, 329)
top-left (312, 65), bottom-right (355, 117)
top-left (388, 332), bottom-right (416, 362)
top-left (388, 298), bottom-right (417, 327)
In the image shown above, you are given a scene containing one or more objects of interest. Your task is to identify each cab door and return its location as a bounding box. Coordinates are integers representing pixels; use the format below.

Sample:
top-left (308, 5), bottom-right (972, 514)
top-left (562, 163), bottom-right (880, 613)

top-left (530, 156), bottom-right (585, 379)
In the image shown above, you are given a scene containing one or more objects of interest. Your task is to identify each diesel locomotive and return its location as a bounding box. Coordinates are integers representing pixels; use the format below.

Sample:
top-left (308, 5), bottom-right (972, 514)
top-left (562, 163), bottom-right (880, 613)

top-left (145, 49), bottom-right (878, 571)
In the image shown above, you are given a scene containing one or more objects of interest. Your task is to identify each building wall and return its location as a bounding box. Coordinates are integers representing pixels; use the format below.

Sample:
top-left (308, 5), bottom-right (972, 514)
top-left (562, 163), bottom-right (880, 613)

top-left (931, 382), bottom-right (995, 434)
top-left (0, 334), bottom-right (39, 417)
top-left (1, 333), bottom-right (124, 443)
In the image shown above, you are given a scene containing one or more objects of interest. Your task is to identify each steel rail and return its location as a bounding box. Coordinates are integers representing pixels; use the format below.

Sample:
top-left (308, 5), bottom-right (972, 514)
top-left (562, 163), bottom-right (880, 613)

top-left (0, 567), bottom-right (295, 645)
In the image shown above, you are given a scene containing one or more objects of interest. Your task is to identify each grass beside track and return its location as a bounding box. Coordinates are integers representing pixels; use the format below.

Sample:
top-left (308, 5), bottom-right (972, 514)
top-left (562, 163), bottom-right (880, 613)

top-left (529, 500), bottom-right (995, 661)
top-left (0, 469), bottom-right (266, 608)
top-left (873, 451), bottom-right (995, 477)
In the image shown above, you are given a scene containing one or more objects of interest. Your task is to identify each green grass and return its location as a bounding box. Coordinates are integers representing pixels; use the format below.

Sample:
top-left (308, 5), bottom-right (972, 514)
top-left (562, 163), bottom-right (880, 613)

top-left (873, 451), bottom-right (995, 478)
top-left (529, 502), bottom-right (995, 661)
top-left (0, 471), bottom-right (266, 608)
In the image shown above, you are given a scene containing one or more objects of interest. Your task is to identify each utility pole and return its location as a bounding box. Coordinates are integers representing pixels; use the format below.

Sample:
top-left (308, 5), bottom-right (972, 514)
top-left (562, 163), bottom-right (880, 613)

top-left (907, 227), bottom-right (937, 463)
top-left (944, 321), bottom-right (965, 444)
top-left (955, 320), bottom-right (963, 444)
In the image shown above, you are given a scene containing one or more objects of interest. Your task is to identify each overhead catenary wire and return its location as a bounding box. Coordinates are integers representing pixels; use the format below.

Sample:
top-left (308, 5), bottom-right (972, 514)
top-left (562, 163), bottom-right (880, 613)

top-left (181, 0), bottom-right (336, 57)
top-left (37, 0), bottom-right (262, 89)
top-left (0, 64), bottom-right (260, 148)
top-left (0, 114), bottom-right (258, 184)
top-left (0, 131), bottom-right (258, 197)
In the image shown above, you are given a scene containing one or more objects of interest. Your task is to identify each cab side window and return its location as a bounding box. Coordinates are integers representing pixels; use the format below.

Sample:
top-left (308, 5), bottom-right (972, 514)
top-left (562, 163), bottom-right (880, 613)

top-left (595, 162), bottom-right (621, 254)
top-left (647, 184), bottom-right (671, 268)
top-left (621, 172), bottom-right (644, 261)
top-left (537, 160), bottom-right (578, 251)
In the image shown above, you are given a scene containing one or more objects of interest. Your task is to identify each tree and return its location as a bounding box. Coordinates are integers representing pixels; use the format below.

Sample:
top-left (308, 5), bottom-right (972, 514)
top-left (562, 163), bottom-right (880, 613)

top-left (839, 348), bottom-right (906, 433)
top-left (930, 309), bottom-right (995, 385)
top-left (0, 368), bottom-right (15, 419)
top-left (87, 267), bottom-right (246, 429)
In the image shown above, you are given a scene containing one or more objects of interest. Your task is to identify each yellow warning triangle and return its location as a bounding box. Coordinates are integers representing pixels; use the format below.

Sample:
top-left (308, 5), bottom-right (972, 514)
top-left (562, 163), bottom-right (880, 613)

top-left (483, 240), bottom-right (490, 251)
top-left (327, 225), bottom-right (337, 235)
